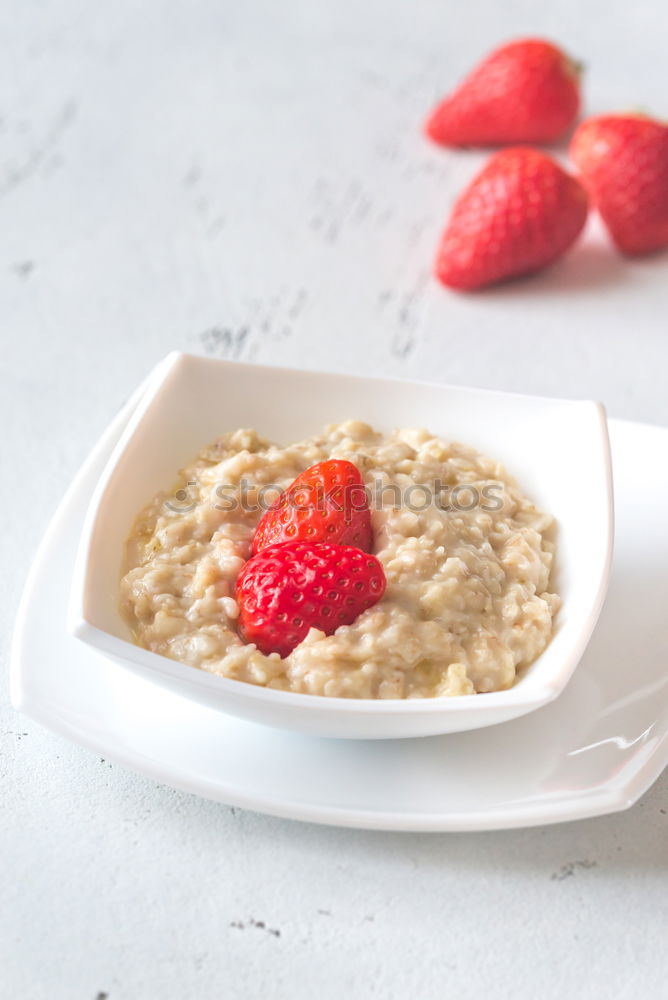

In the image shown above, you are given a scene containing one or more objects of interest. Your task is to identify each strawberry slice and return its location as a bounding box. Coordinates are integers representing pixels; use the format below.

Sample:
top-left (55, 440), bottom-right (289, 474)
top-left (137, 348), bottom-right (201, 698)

top-left (236, 541), bottom-right (386, 658)
top-left (251, 459), bottom-right (372, 555)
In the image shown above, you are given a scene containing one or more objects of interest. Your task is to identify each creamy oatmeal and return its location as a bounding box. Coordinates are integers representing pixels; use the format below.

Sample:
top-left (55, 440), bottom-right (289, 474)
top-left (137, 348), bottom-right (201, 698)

top-left (120, 421), bottom-right (559, 698)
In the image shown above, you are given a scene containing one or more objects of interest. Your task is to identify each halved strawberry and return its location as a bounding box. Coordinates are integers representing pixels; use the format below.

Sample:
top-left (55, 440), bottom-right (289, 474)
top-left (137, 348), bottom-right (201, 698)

top-left (251, 459), bottom-right (372, 555)
top-left (236, 541), bottom-right (386, 658)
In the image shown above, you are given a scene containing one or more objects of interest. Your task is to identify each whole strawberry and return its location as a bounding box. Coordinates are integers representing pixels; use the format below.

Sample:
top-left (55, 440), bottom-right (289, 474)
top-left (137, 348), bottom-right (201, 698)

top-left (425, 38), bottom-right (581, 147)
top-left (570, 113), bottom-right (668, 255)
top-left (236, 542), bottom-right (386, 658)
top-left (252, 459), bottom-right (372, 555)
top-left (435, 147), bottom-right (588, 290)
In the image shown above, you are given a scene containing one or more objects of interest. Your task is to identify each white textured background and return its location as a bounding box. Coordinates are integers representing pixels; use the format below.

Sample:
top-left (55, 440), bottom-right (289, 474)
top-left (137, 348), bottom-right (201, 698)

top-left (3, 1), bottom-right (667, 997)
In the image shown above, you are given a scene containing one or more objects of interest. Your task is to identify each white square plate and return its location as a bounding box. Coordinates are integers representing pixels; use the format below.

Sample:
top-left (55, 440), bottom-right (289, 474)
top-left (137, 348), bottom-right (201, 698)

top-left (67, 353), bottom-right (612, 738)
top-left (9, 390), bottom-right (668, 829)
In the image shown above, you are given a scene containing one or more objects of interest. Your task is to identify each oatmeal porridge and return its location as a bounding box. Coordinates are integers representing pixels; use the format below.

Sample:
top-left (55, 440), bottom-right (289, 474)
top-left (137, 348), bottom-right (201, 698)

top-left (120, 421), bottom-right (559, 699)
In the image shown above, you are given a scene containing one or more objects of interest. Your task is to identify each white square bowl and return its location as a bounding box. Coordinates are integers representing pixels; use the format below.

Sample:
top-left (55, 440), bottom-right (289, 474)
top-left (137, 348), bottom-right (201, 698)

top-left (68, 352), bottom-right (613, 739)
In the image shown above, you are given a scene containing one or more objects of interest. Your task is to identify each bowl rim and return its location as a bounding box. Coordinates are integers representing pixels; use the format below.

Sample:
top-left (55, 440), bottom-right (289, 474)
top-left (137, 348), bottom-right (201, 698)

top-left (68, 351), bottom-right (615, 717)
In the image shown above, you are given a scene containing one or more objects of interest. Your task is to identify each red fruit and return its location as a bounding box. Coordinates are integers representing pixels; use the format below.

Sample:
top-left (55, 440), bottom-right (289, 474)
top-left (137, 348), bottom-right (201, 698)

top-left (235, 542), bottom-right (386, 658)
top-left (570, 113), bottom-right (668, 256)
top-left (251, 459), bottom-right (372, 556)
top-left (435, 147), bottom-right (588, 291)
top-left (425, 38), bottom-right (581, 147)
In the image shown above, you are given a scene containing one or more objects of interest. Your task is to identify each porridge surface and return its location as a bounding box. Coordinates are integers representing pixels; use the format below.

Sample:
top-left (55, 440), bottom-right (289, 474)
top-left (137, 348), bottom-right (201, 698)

top-left (120, 421), bottom-right (559, 698)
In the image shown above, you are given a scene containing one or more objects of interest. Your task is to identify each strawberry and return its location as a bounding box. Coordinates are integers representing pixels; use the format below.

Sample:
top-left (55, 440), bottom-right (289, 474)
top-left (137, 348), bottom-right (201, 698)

top-left (235, 541), bottom-right (386, 658)
top-left (251, 459), bottom-right (372, 555)
top-left (435, 147), bottom-right (588, 290)
top-left (425, 38), bottom-right (581, 147)
top-left (570, 113), bottom-right (668, 255)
